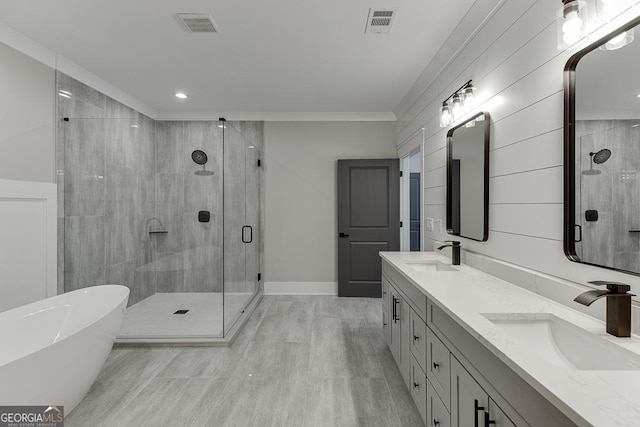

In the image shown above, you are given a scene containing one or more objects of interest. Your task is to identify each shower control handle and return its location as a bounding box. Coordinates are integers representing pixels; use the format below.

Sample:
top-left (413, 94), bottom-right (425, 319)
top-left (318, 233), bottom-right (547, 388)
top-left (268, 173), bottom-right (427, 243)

top-left (242, 226), bottom-right (253, 244)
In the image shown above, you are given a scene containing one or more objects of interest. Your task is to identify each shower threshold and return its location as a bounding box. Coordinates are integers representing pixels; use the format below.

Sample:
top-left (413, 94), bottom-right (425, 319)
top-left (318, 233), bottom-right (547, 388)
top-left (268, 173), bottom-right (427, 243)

top-left (115, 291), bottom-right (263, 346)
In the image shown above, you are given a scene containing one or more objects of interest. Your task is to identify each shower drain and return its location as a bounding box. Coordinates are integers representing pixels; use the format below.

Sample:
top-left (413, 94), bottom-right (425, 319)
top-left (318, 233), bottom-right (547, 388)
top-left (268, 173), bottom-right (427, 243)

top-left (174, 309), bottom-right (190, 314)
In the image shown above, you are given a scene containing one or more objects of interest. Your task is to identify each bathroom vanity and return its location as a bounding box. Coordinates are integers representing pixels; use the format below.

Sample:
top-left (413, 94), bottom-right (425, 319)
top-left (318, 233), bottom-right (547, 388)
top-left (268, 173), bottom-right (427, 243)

top-left (380, 252), bottom-right (640, 427)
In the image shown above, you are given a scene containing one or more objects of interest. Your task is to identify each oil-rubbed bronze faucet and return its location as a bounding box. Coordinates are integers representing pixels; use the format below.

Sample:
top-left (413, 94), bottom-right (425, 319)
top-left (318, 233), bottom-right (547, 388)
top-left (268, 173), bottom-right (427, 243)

top-left (437, 240), bottom-right (461, 266)
top-left (574, 281), bottom-right (636, 337)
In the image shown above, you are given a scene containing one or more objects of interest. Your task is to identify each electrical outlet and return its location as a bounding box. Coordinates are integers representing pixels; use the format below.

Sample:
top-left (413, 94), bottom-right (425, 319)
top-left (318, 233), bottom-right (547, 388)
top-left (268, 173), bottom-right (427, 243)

top-left (426, 218), bottom-right (434, 231)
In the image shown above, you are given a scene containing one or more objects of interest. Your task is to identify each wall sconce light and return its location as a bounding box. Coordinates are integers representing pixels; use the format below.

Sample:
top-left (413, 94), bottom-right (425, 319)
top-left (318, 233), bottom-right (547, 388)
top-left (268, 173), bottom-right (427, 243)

top-left (556, 0), bottom-right (591, 49)
top-left (439, 80), bottom-right (476, 128)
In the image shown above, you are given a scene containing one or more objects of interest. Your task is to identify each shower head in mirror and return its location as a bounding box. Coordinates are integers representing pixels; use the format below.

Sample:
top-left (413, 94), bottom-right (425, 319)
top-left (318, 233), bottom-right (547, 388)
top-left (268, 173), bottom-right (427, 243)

top-left (191, 150), bottom-right (208, 165)
top-left (590, 148), bottom-right (611, 164)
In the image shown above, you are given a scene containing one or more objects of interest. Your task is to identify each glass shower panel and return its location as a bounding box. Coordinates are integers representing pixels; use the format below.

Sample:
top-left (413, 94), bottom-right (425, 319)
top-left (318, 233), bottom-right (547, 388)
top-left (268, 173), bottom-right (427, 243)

top-left (244, 135), bottom-right (262, 299)
top-left (61, 116), bottom-right (226, 340)
top-left (223, 124), bottom-right (248, 334)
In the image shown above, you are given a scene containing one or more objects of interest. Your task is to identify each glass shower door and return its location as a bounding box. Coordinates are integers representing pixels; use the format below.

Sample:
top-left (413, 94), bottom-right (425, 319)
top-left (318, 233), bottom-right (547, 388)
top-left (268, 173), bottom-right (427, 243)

top-left (223, 123), bottom-right (262, 335)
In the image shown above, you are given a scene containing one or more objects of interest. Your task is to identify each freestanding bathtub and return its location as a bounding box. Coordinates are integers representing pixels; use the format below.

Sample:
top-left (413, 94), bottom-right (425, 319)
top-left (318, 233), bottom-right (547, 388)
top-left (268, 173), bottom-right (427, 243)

top-left (0, 285), bottom-right (129, 414)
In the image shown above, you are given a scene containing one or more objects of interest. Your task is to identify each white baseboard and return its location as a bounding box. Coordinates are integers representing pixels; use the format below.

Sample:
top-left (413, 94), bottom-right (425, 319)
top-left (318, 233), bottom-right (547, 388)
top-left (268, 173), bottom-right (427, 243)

top-left (264, 282), bottom-right (338, 295)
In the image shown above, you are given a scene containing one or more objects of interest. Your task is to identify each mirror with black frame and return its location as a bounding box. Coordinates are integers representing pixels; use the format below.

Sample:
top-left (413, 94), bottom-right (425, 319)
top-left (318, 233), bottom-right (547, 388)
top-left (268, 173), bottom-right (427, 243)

top-left (446, 111), bottom-right (490, 242)
top-left (565, 16), bottom-right (640, 276)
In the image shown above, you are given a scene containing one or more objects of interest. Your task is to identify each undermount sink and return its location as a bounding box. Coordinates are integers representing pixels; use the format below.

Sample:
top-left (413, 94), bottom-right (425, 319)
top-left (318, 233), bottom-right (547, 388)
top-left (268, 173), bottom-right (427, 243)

top-left (404, 260), bottom-right (458, 272)
top-left (482, 313), bottom-right (640, 371)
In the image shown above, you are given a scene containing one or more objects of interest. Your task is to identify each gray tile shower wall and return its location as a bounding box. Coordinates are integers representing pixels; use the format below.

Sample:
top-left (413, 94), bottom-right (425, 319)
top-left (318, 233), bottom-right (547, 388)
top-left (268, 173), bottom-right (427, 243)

top-left (576, 120), bottom-right (640, 273)
top-left (57, 72), bottom-right (157, 305)
top-left (153, 120), bottom-right (224, 293)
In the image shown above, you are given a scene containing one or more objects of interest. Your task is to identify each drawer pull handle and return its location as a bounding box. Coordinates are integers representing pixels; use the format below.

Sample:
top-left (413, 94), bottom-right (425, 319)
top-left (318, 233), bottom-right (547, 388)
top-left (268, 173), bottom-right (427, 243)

top-left (432, 420), bottom-right (440, 427)
top-left (474, 400), bottom-right (485, 427)
top-left (484, 411), bottom-right (496, 427)
top-left (432, 362), bottom-right (440, 369)
top-left (413, 382), bottom-right (420, 389)
top-left (413, 334), bottom-right (420, 341)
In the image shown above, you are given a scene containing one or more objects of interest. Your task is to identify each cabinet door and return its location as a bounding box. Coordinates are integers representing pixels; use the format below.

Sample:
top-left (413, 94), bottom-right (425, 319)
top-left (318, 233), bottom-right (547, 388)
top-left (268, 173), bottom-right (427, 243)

top-left (389, 287), bottom-right (402, 369)
top-left (399, 292), bottom-right (411, 389)
top-left (488, 398), bottom-right (516, 427)
top-left (410, 354), bottom-right (427, 424)
top-left (410, 308), bottom-right (427, 372)
top-left (451, 357), bottom-right (488, 427)
top-left (383, 309), bottom-right (391, 347)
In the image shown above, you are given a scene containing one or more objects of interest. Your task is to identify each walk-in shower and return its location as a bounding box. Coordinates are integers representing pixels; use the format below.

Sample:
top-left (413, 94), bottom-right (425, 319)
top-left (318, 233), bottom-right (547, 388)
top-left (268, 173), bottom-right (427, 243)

top-left (56, 72), bottom-right (264, 343)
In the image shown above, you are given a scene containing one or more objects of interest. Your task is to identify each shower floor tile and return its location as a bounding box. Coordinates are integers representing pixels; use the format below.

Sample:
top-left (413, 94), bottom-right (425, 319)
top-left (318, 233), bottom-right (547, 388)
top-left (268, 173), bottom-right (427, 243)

top-left (118, 292), bottom-right (251, 338)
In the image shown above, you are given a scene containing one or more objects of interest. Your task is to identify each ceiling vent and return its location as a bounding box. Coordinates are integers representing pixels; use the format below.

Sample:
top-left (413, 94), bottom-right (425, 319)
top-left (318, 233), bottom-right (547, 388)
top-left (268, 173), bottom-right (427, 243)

top-left (177, 13), bottom-right (219, 33)
top-left (365, 8), bottom-right (398, 34)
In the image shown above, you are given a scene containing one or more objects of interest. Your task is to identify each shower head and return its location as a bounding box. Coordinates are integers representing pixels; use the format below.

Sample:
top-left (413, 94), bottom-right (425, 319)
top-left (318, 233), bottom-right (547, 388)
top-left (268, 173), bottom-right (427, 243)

top-left (590, 149), bottom-right (611, 164)
top-left (191, 150), bottom-right (208, 165)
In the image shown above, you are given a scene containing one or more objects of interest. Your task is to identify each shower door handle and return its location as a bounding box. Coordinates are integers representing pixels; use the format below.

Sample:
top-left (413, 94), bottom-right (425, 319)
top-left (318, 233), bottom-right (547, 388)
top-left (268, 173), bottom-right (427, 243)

top-left (242, 225), bottom-right (253, 244)
top-left (575, 224), bottom-right (582, 243)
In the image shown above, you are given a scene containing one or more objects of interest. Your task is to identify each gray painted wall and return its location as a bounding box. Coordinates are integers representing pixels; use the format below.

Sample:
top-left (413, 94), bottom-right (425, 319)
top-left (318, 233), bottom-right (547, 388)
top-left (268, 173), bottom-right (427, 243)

top-left (264, 121), bottom-right (397, 284)
top-left (0, 42), bottom-right (55, 183)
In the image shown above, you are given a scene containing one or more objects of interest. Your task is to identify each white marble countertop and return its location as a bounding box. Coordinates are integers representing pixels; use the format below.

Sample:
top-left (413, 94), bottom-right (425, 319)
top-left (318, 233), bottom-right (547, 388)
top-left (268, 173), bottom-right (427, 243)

top-left (380, 251), bottom-right (640, 427)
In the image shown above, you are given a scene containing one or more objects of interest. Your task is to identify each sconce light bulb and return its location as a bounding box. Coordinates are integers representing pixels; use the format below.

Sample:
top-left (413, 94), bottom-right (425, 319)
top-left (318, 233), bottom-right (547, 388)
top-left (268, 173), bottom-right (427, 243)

top-left (440, 104), bottom-right (451, 127)
top-left (463, 86), bottom-right (476, 110)
top-left (563, 11), bottom-right (582, 33)
top-left (451, 93), bottom-right (464, 119)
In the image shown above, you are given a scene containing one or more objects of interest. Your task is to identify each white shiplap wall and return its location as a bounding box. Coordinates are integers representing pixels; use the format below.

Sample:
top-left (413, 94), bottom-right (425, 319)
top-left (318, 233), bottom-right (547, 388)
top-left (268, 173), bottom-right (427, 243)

top-left (396, 0), bottom-right (640, 297)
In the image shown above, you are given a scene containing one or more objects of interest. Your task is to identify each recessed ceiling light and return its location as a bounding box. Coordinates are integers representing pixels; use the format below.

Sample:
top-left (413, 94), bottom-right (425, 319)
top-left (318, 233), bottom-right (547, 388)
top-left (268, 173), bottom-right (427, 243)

top-left (58, 90), bottom-right (72, 98)
top-left (175, 92), bottom-right (188, 99)
top-left (248, 145), bottom-right (255, 149)
top-left (130, 124), bottom-right (139, 129)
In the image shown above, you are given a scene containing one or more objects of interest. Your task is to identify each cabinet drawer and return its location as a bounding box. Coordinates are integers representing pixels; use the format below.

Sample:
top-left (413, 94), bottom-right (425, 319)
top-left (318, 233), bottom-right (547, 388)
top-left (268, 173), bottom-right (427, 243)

top-left (427, 380), bottom-right (450, 427)
top-left (410, 354), bottom-right (427, 425)
top-left (382, 262), bottom-right (428, 321)
top-left (427, 327), bottom-right (451, 410)
top-left (410, 308), bottom-right (427, 372)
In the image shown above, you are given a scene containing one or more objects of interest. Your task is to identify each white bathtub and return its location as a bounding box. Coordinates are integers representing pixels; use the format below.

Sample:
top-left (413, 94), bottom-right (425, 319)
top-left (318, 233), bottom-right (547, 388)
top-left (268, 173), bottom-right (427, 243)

top-left (0, 285), bottom-right (129, 414)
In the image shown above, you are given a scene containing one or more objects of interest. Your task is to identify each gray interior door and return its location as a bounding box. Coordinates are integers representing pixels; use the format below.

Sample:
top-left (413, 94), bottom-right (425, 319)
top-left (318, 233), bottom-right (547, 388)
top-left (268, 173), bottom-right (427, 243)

top-left (337, 159), bottom-right (400, 297)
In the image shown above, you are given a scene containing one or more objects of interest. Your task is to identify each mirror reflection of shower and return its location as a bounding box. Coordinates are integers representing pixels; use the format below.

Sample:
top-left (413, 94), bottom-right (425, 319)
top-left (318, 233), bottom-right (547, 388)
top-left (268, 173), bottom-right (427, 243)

top-left (192, 149), bottom-right (215, 176)
top-left (582, 148), bottom-right (612, 175)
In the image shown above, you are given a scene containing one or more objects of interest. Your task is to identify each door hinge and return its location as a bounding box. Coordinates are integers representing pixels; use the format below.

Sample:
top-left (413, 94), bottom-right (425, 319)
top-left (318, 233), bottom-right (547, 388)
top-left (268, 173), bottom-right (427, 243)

top-left (400, 221), bottom-right (403, 228)
top-left (257, 159), bottom-right (262, 167)
top-left (257, 273), bottom-right (262, 281)
top-left (400, 171), bottom-right (403, 177)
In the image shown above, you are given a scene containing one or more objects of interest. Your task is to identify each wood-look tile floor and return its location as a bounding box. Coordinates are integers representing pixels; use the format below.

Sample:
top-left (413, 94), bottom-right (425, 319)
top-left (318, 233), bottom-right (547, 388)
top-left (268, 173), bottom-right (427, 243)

top-left (66, 296), bottom-right (423, 427)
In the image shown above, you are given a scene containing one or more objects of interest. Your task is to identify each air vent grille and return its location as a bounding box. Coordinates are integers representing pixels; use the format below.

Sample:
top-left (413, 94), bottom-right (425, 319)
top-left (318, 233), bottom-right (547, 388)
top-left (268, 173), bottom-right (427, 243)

top-left (177, 13), bottom-right (219, 33)
top-left (365, 8), bottom-right (398, 34)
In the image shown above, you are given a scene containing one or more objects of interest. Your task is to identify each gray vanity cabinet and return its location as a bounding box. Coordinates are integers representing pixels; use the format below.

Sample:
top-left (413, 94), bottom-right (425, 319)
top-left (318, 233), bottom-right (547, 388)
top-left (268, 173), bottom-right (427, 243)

top-left (451, 357), bottom-right (514, 427)
top-left (388, 283), bottom-right (411, 387)
top-left (381, 258), bottom-right (578, 427)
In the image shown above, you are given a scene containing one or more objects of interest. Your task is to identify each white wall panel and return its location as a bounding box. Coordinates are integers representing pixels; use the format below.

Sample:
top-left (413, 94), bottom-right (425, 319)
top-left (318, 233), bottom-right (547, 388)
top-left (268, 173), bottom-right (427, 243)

top-left (398, 0), bottom-right (640, 295)
top-left (0, 179), bottom-right (57, 312)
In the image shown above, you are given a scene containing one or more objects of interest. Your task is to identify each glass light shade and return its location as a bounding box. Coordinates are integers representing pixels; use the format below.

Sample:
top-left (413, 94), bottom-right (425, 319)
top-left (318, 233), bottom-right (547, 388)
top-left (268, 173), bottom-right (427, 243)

top-left (439, 104), bottom-right (452, 128)
top-left (451, 93), bottom-right (464, 120)
top-left (463, 86), bottom-right (476, 110)
top-left (600, 28), bottom-right (634, 50)
top-left (556, 1), bottom-right (590, 50)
